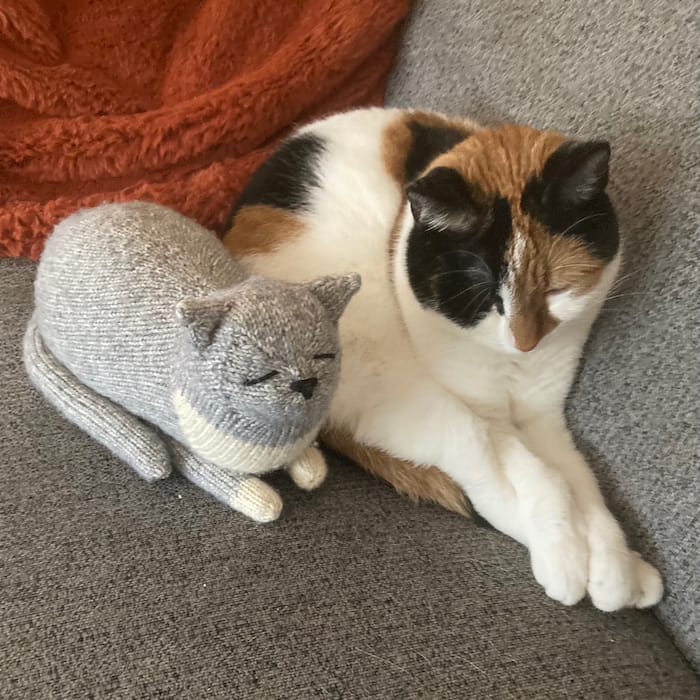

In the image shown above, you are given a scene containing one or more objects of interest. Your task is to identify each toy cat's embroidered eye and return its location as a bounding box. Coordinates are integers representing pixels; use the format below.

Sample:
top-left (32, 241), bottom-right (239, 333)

top-left (243, 370), bottom-right (279, 386)
top-left (313, 353), bottom-right (336, 360)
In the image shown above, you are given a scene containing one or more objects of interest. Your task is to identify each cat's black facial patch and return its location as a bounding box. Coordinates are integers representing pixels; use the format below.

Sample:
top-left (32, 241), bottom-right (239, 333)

top-left (227, 133), bottom-right (326, 224)
top-left (404, 120), bottom-right (470, 182)
top-left (521, 140), bottom-right (619, 260)
top-left (406, 168), bottom-right (511, 328)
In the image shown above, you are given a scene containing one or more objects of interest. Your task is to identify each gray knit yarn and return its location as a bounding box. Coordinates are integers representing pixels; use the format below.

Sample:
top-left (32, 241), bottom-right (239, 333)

top-left (24, 202), bottom-right (359, 518)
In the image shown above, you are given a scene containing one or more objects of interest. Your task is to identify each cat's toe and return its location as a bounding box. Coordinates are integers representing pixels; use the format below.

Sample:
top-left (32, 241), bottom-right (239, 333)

top-left (633, 556), bottom-right (663, 608)
top-left (530, 536), bottom-right (588, 606)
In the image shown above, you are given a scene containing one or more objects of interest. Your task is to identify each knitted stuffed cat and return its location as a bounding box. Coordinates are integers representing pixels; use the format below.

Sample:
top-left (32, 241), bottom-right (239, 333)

top-left (23, 202), bottom-right (360, 522)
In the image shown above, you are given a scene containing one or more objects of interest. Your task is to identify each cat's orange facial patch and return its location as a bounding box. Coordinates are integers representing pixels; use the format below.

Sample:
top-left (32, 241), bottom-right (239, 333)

top-left (224, 204), bottom-right (305, 256)
top-left (507, 216), bottom-right (607, 294)
top-left (505, 223), bottom-right (605, 350)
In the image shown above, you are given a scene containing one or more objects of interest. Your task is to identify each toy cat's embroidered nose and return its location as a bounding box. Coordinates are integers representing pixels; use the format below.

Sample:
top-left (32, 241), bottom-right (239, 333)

top-left (290, 377), bottom-right (318, 400)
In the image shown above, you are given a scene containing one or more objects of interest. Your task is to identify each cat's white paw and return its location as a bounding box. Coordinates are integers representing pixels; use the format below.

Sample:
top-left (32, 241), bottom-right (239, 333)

top-left (530, 530), bottom-right (589, 606)
top-left (287, 446), bottom-right (327, 491)
top-left (588, 547), bottom-right (663, 612)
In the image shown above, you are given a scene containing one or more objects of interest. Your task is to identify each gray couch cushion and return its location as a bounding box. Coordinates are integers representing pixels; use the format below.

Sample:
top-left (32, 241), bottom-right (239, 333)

top-left (2, 257), bottom-right (698, 697)
top-left (386, 0), bottom-right (699, 671)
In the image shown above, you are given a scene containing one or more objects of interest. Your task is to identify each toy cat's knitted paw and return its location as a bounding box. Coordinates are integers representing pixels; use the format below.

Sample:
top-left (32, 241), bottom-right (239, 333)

top-left (287, 445), bottom-right (327, 491)
top-left (231, 477), bottom-right (283, 523)
top-left (169, 441), bottom-right (282, 522)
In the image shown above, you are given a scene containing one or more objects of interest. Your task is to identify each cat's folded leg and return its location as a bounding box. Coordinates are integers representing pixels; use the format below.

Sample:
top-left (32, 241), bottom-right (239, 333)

top-left (286, 443), bottom-right (328, 491)
top-left (351, 375), bottom-right (589, 605)
top-left (168, 441), bottom-right (282, 523)
top-left (351, 377), bottom-right (526, 544)
top-left (518, 414), bottom-right (663, 611)
top-left (23, 317), bottom-right (171, 482)
top-left (491, 427), bottom-right (589, 606)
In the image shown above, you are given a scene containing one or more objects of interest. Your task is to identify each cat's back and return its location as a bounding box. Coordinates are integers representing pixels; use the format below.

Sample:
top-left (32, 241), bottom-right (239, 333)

top-left (225, 107), bottom-right (476, 281)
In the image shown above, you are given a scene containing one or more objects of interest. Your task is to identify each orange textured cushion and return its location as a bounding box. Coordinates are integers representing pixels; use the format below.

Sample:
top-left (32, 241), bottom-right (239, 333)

top-left (0, 0), bottom-right (408, 259)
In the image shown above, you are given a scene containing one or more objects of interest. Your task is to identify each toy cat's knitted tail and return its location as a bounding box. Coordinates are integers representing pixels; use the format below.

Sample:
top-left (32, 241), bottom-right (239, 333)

top-left (23, 315), bottom-right (172, 482)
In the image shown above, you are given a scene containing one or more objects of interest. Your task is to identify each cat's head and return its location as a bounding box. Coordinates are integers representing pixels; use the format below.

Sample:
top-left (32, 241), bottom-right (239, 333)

top-left (174, 273), bottom-right (360, 433)
top-left (404, 124), bottom-right (619, 352)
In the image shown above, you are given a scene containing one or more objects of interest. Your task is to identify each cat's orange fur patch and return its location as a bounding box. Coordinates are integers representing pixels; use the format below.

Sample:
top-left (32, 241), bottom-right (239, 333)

top-left (383, 111), bottom-right (475, 259)
top-left (224, 204), bottom-right (305, 256)
top-left (548, 237), bottom-right (605, 293)
top-left (381, 110), bottom-right (476, 185)
top-left (432, 124), bottom-right (565, 199)
top-left (322, 425), bottom-right (470, 516)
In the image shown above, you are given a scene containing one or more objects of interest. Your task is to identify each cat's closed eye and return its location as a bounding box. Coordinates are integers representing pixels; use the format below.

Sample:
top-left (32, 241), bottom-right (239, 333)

top-left (313, 353), bottom-right (336, 360)
top-left (243, 370), bottom-right (279, 386)
top-left (546, 287), bottom-right (569, 296)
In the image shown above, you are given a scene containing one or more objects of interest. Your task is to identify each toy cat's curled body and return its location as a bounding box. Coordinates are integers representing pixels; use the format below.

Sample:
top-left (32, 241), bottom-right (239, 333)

top-left (224, 107), bottom-right (663, 608)
top-left (24, 202), bottom-right (359, 521)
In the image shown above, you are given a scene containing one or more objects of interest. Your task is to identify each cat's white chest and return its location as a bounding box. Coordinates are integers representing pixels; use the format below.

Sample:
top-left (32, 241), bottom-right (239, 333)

top-left (404, 309), bottom-right (516, 418)
top-left (408, 311), bottom-right (586, 422)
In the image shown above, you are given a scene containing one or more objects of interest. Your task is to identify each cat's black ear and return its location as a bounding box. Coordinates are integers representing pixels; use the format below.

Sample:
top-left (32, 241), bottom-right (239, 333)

top-left (307, 273), bottom-right (361, 323)
top-left (176, 297), bottom-right (227, 349)
top-left (407, 167), bottom-right (480, 232)
top-left (541, 140), bottom-right (611, 206)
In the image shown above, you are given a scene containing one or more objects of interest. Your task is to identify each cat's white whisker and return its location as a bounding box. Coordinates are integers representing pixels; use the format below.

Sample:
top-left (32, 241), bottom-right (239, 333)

top-left (458, 287), bottom-right (491, 319)
top-left (558, 212), bottom-right (607, 237)
top-left (438, 281), bottom-right (493, 305)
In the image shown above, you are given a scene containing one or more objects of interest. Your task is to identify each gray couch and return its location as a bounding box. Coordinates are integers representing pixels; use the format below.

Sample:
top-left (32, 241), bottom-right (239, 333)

top-left (2, 2), bottom-right (698, 697)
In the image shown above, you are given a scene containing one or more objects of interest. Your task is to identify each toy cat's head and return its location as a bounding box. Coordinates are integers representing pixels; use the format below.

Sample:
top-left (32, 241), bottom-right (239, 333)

top-left (173, 273), bottom-right (360, 446)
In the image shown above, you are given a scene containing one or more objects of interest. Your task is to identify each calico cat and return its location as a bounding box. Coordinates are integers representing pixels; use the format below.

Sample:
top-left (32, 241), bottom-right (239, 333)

top-left (224, 108), bottom-right (663, 610)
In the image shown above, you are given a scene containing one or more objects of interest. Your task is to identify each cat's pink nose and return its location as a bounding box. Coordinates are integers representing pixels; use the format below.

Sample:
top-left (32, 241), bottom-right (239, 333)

top-left (290, 377), bottom-right (318, 400)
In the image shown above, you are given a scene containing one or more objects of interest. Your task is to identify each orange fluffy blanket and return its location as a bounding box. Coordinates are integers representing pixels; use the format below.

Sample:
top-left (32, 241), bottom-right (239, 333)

top-left (0, 0), bottom-right (408, 259)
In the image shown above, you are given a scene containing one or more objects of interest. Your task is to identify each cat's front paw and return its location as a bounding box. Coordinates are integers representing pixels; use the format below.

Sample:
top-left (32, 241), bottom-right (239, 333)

top-left (588, 547), bottom-right (663, 612)
top-left (287, 446), bottom-right (327, 491)
top-left (530, 529), bottom-right (589, 606)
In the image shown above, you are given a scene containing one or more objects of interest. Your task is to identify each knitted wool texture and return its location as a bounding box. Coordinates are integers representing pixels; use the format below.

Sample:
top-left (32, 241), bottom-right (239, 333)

top-left (24, 202), bottom-right (360, 520)
top-left (0, 0), bottom-right (409, 259)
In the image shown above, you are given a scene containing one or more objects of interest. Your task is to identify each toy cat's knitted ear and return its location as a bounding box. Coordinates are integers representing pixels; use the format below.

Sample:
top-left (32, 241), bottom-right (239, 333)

top-left (306, 273), bottom-right (361, 323)
top-left (176, 296), bottom-right (228, 348)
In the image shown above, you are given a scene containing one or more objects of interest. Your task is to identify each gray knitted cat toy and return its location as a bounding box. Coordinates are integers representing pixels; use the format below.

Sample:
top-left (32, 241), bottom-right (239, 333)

top-left (23, 202), bottom-right (360, 522)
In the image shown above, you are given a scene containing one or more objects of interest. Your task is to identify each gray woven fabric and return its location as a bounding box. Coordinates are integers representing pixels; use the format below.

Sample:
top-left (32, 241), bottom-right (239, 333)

top-left (24, 202), bottom-right (358, 520)
top-left (387, 0), bottom-right (699, 670)
top-left (2, 257), bottom-right (699, 699)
